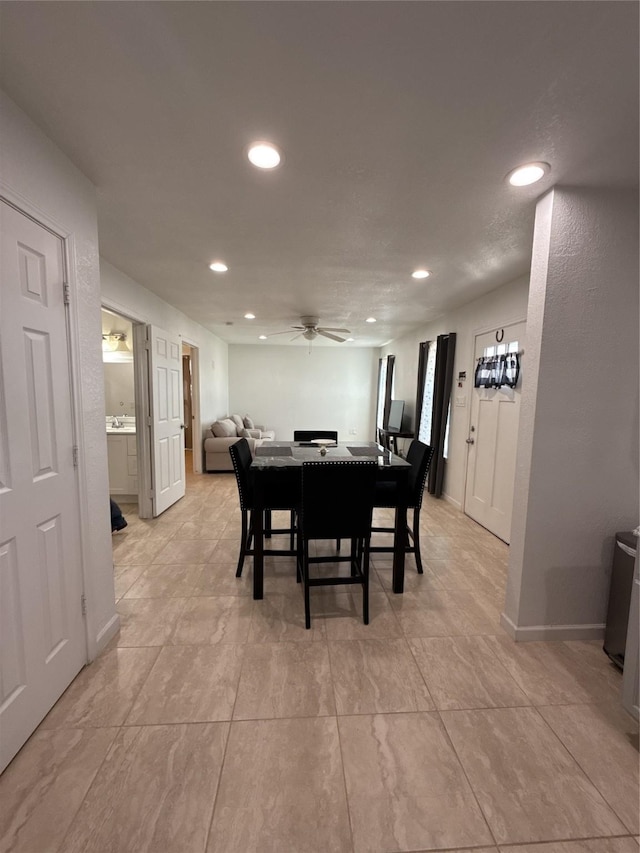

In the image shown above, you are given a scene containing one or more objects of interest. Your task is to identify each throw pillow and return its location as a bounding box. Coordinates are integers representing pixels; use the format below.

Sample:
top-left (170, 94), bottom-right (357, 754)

top-left (243, 415), bottom-right (255, 429)
top-left (211, 418), bottom-right (237, 438)
top-left (230, 414), bottom-right (245, 433)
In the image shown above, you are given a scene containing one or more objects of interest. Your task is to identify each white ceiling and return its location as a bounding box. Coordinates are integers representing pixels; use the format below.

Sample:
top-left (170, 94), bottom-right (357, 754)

top-left (1, 2), bottom-right (637, 347)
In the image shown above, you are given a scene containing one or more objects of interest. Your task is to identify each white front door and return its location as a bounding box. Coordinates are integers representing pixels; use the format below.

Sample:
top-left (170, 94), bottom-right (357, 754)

top-left (149, 325), bottom-right (185, 515)
top-left (0, 201), bottom-right (86, 772)
top-left (464, 321), bottom-right (526, 543)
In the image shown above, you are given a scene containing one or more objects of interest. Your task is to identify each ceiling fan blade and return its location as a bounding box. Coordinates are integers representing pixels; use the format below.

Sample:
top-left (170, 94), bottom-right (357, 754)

top-left (317, 330), bottom-right (346, 343)
top-left (290, 332), bottom-right (304, 341)
top-left (266, 329), bottom-right (297, 337)
top-left (318, 327), bottom-right (350, 334)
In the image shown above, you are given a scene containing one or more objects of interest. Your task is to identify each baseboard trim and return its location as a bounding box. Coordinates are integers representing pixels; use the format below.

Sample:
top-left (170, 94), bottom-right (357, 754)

top-left (500, 611), bottom-right (605, 642)
top-left (442, 492), bottom-right (462, 510)
top-left (95, 612), bottom-right (120, 653)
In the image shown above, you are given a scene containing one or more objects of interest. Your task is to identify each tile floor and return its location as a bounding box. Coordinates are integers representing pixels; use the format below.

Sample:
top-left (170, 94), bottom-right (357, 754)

top-left (1, 464), bottom-right (638, 853)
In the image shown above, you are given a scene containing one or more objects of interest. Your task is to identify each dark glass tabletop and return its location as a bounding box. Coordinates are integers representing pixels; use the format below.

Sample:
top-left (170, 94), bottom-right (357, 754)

top-left (252, 441), bottom-right (410, 468)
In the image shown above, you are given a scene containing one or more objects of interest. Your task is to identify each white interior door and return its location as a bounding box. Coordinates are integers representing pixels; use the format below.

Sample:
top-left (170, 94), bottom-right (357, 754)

top-left (149, 324), bottom-right (185, 516)
top-left (464, 321), bottom-right (525, 543)
top-left (0, 201), bottom-right (86, 772)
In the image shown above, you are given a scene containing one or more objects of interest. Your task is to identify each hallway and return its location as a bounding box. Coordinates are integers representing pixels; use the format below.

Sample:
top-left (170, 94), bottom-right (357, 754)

top-left (1, 467), bottom-right (638, 852)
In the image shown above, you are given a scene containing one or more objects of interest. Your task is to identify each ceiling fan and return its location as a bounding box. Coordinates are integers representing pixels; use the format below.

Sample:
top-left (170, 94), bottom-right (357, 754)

top-left (268, 316), bottom-right (351, 343)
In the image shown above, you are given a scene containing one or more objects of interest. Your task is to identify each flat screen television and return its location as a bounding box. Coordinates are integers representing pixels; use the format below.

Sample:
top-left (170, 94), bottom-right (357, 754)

top-left (387, 399), bottom-right (405, 433)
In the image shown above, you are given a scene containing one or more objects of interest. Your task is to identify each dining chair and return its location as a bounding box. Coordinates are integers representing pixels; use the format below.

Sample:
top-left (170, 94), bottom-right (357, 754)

top-left (228, 438), bottom-right (296, 578)
top-left (297, 459), bottom-right (378, 629)
top-left (370, 439), bottom-right (434, 574)
top-left (293, 430), bottom-right (338, 442)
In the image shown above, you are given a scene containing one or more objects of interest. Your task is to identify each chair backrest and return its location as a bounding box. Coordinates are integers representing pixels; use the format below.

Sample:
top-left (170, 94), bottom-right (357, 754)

top-left (300, 460), bottom-right (377, 540)
top-left (229, 438), bottom-right (254, 510)
top-left (293, 430), bottom-right (338, 443)
top-left (406, 440), bottom-right (435, 509)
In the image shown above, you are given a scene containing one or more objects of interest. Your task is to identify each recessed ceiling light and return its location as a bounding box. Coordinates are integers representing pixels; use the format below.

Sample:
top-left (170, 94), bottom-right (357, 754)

top-left (412, 269), bottom-right (431, 279)
top-left (366, 317), bottom-right (377, 323)
top-left (209, 261), bottom-right (228, 272)
top-left (258, 335), bottom-right (267, 340)
top-left (507, 162), bottom-right (550, 187)
top-left (346, 338), bottom-right (355, 342)
top-left (247, 142), bottom-right (281, 169)
top-left (244, 313), bottom-right (256, 320)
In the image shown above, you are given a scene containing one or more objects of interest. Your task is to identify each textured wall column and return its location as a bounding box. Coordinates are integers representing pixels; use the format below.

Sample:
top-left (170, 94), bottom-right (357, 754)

top-left (503, 187), bottom-right (639, 640)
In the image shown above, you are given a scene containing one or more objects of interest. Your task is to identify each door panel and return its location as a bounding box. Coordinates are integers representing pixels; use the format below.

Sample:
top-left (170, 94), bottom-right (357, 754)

top-left (464, 321), bottom-right (525, 543)
top-left (0, 201), bottom-right (86, 772)
top-left (149, 325), bottom-right (185, 515)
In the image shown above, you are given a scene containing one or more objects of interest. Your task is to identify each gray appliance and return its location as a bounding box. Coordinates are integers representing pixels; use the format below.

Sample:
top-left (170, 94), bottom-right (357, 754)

top-left (603, 531), bottom-right (637, 669)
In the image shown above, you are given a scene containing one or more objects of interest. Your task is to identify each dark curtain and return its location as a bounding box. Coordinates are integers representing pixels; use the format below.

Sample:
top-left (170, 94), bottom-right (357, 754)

top-left (375, 358), bottom-right (384, 441)
top-left (414, 341), bottom-right (429, 436)
top-left (428, 333), bottom-right (456, 497)
top-left (383, 354), bottom-right (395, 429)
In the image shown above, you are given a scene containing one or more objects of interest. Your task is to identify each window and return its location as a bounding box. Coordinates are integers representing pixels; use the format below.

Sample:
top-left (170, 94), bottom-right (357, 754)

top-left (417, 341), bottom-right (436, 445)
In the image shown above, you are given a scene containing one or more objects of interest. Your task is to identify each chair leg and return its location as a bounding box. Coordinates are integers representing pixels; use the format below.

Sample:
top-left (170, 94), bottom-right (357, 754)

top-left (412, 507), bottom-right (423, 574)
top-left (362, 541), bottom-right (370, 625)
top-left (236, 510), bottom-right (248, 577)
top-left (296, 520), bottom-right (302, 583)
top-left (265, 509), bottom-right (272, 539)
top-left (303, 540), bottom-right (311, 629)
top-left (290, 510), bottom-right (295, 551)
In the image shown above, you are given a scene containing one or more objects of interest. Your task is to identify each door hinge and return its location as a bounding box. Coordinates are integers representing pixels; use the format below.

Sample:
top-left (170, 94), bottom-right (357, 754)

top-left (81, 594), bottom-right (87, 616)
top-left (63, 282), bottom-right (71, 305)
top-left (72, 446), bottom-right (79, 468)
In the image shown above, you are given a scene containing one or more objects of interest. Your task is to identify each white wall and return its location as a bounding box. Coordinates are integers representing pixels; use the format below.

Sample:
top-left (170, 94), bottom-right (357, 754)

top-left (0, 91), bottom-right (116, 655)
top-left (228, 345), bottom-right (379, 441)
top-left (382, 275), bottom-right (530, 506)
top-left (504, 187), bottom-right (639, 639)
top-left (100, 260), bottom-right (229, 461)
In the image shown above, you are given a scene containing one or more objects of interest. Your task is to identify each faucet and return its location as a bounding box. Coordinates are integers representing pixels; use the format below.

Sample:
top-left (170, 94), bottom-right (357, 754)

top-left (111, 416), bottom-right (121, 428)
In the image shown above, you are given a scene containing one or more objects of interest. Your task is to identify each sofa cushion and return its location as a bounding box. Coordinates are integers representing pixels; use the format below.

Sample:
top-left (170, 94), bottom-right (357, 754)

top-left (229, 414), bottom-right (244, 433)
top-left (243, 414), bottom-right (255, 429)
top-left (211, 418), bottom-right (237, 438)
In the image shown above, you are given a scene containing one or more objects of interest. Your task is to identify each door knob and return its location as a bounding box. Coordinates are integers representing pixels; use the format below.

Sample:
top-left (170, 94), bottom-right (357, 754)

top-left (466, 438), bottom-right (475, 444)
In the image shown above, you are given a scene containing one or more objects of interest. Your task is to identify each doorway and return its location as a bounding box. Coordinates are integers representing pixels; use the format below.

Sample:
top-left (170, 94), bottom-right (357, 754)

top-left (463, 320), bottom-right (526, 543)
top-left (181, 339), bottom-right (201, 475)
top-left (182, 344), bottom-right (194, 476)
top-left (102, 309), bottom-right (140, 525)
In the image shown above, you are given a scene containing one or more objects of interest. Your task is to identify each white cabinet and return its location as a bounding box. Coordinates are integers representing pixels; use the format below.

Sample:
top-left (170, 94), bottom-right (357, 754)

top-left (107, 433), bottom-right (138, 498)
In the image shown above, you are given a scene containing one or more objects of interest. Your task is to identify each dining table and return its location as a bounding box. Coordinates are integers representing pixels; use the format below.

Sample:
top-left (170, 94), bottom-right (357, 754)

top-left (250, 440), bottom-right (411, 600)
